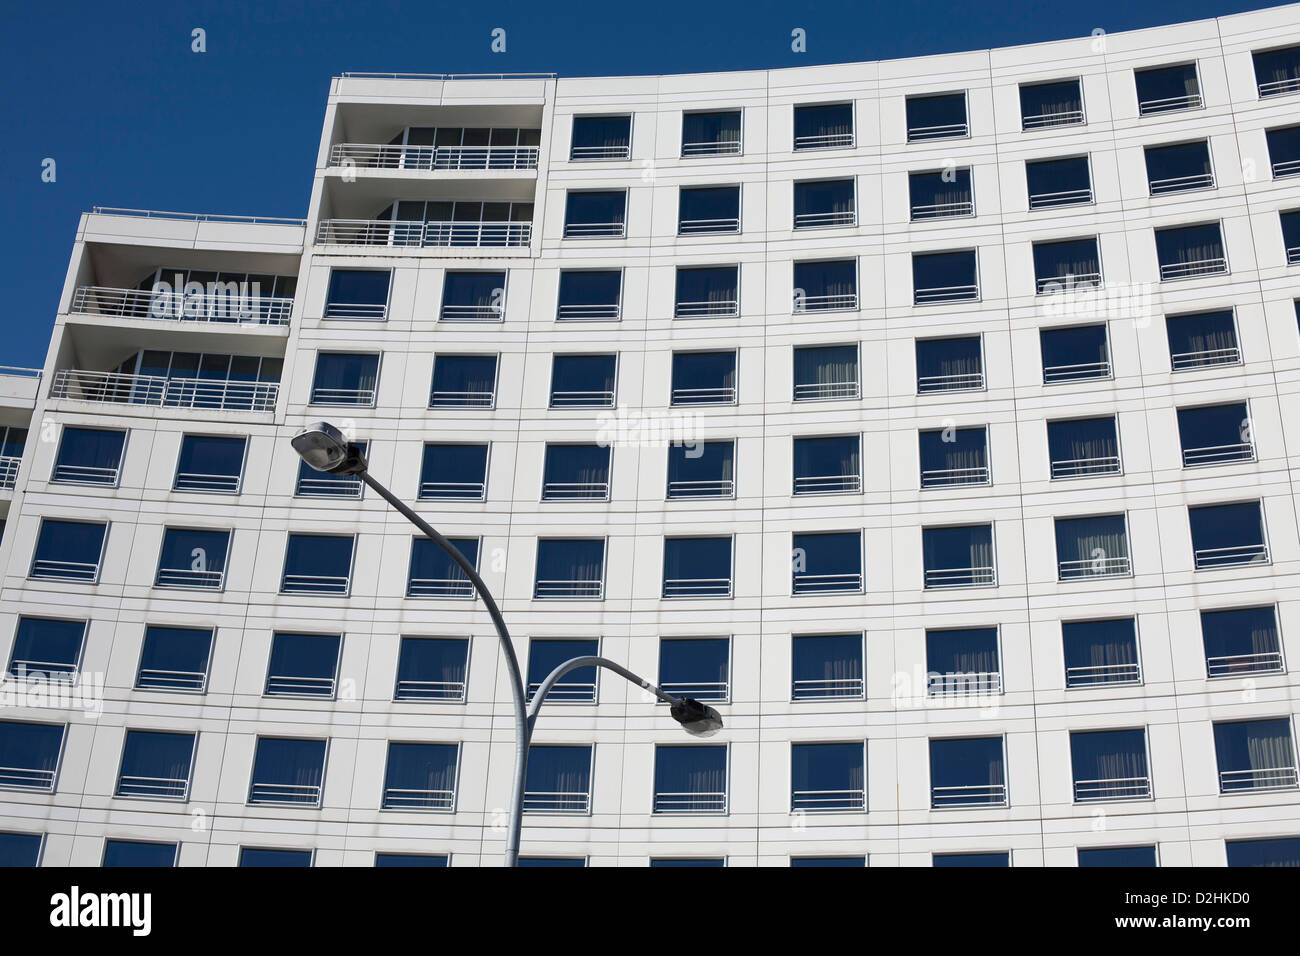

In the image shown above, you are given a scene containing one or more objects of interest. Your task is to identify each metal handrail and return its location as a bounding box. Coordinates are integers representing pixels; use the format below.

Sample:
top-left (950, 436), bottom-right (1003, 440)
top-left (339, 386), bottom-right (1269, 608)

top-left (324, 302), bottom-right (387, 320)
top-left (558, 302), bottom-right (620, 320)
top-left (678, 217), bottom-right (740, 234)
top-left (570, 144), bottom-right (631, 161)
top-left (658, 680), bottom-right (728, 702)
top-left (918, 371), bottom-right (983, 393)
top-left (533, 579), bottom-right (603, 599)
top-left (174, 471), bottom-right (240, 493)
top-left (666, 478), bottom-right (733, 499)
top-left (0, 766), bottom-right (56, 790)
top-left (296, 474), bottom-right (362, 497)
top-left (914, 283), bottom-right (979, 304)
top-left (329, 142), bottom-right (538, 171)
top-left (1074, 776), bottom-right (1151, 801)
top-left (1219, 767), bottom-right (1299, 792)
top-left (0, 366), bottom-right (42, 378)
top-left (675, 299), bottom-right (738, 318)
top-left (928, 672), bottom-right (1003, 696)
top-left (71, 285), bottom-right (292, 325)
top-left (155, 567), bottom-right (224, 589)
top-left (280, 573), bottom-right (350, 595)
top-left (1036, 271), bottom-right (1101, 293)
top-left (407, 577), bottom-right (474, 598)
top-left (1065, 662), bottom-right (1141, 687)
top-left (137, 667), bottom-right (207, 691)
top-left (1022, 109), bottom-right (1084, 129)
top-left (792, 474), bottom-right (861, 494)
top-left (1288, 245), bottom-right (1300, 265)
top-left (430, 389), bottom-right (494, 408)
top-left (383, 787), bottom-right (456, 810)
top-left (51, 369), bottom-right (278, 412)
top-left (90, 206), bottom-right (306, 225)
top-left (791, 788), bottom-right (865, 811)
top-left (1043, 360), bottom-right (1110, 383)
top-left (266, 674), bottom-right (336, 697)
top-left (525, 680), bottom-right (596, 702)
top-left (653, 791), bottom-right (727, 813)
top-left (921, 465), bottom-right (989, 488)
top-left (663, 577), bottom-right (732, 598)
top-left (793, 211), bottom-right (855, 229)
top-left (1171, 347), bottom-right (1239, 370)
top-left (791, 677), bottom-right (863, 700)
top-left (1160, 257), bottom-right (1227, 280)
top-left (1258, 76), bottom-right (1300, 97)
top-left (563, 221), bottom-right (626, 238)
top-left (1206, 651), bottom-right (1284, 678)
top-left (394, 679), bottom-right (465, 702)
top-left (0, 456), bottom-right (19, 489)
top-left (418, 480), bottom-right (485, 500)
top-left (1139, 92), bottom-right (1202, 114)
top-left (907, 122), bottom-right (968, 141)
top-left (792, 572), bottom-right (862, 595)
top-left (30, 558), bottom-right (99, 582)
top-left (1028, 187), bottom-right (1092, 209)
top-left (1058, 556), bottom-right (1131, 579)
top-left (1272, 158), bottom-right (1300, 178)
top-left (924, 566), bottom-right (996, 588)
top-left (316, 218), bottom-right (531, 248)
top-left (541, 481), bottom-right (609, 500)
top-left (1050, 455), bottom-right (1121, 478)
top-left (682, 139), bottom-right (742, 156)
top-left (440, 304), bottom-right (503, 321)
top-left (117, 774), bottom-right (189, 799)
top-left (1182, 442), bottom-right (1254, 467)
top-left (1148, 173), bottom-right (1214, 195)
top-left (7, 659), bottom-right (77, 679)
top-left (522, 791), bottom-right (591, 813)
top-left (911, 199), bottom-right (974, 220)
top-left (1194, 544), bottom-right (1268, 569)
top-left (931, 783), bottom-right (1007, 807)
top-left (794, 381), bottom-right (858, 400)
top-left (309, 386), bottom-right (375, 406)
top-left (670, 386), bottom-right (734, 405)
top-left (339, 71), bottom-right (556, 80)
top-left (550, 389), bottom-right (614, 407)
top-left (794, 133), bottom-right (854, 150)
top-left (249, 782), bottom-right (321, 805)
top-left (794, 293), bottom-right (857, 313)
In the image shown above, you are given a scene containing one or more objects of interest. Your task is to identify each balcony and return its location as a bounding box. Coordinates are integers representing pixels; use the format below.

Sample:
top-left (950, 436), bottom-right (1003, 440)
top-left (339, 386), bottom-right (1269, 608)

top-left (793, 380), bottom-right (858, 401)
top-left (793, 293), bottom-right (857, 313)
top-left (395, 676), bottom-right (465, 702)
top-left (1140, 92), bottom-right (1202, 114)
top-left (71, 286), bottom-right (292, 326)
top-left (50, 370), bottom-right (277, 412)
top-left (927, 672), bottom-right (1002, 697)
top-left (914, 283), bottom-right (978, 305)
top-left (137, 666), bottom-right (206, 692)
top-left (1043, 359), bottom-right (1110, 384)
top-left (794, 210), bottom-right (854, 229)
top-left (541, 480), bottom-right (609, 501)
top-left (1171, 347), bottom-right (1239, 371)
top-left (670, 385), bottom-right (734, 405)
top-left (419, 477), bottom-right (485, 500)
top-left (1074, 776), bottom-right (1151, 801)
top-left (1028, 187), bottom-right (1092, 209)
top-left (1149, 172), bottom-right (1214, 195)
top-left (328, 142), bottom-right (538, 171)
top-left (315, 219), bottom-right (531, 248)
top-left (918, 371), bottom-right (982, 392)
top-left (931, 783), bottom-right (1006, 808)
top-left (792, 571), bottom-right (862, 595)
top-left (1219, 767), bottom-right (1299, 792)
top-left (296, 473), bottom-right (362, 498)
top-left (0, 456), bottom-right (18, 489)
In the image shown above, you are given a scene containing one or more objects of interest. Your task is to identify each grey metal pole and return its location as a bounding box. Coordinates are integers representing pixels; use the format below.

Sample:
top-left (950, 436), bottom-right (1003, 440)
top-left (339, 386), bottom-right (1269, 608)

top-left (527, 655), bottom-right (679, 727)
top-left (357, 470), bottom-right (530, 867)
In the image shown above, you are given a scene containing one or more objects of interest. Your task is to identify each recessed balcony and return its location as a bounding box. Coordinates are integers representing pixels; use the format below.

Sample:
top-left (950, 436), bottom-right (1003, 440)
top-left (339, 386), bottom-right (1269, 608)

top-left (50, 369), bottom-right (278, 413)
top-left (329, 141), bottom-right (538, 171)
top-left (315, 218), bottom-right (531, 248)
top-left (70, 285), bottom-right (292, 326)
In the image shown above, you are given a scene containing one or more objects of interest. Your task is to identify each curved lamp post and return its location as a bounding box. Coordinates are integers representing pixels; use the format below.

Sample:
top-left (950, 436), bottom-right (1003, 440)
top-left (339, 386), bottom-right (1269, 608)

top-left (291, 422), bottom-right (722, 866)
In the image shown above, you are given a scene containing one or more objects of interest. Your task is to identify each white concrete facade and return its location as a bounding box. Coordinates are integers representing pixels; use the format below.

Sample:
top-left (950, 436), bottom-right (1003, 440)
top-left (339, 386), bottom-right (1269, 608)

top-left (2, 6), bottom-right (1300, 866)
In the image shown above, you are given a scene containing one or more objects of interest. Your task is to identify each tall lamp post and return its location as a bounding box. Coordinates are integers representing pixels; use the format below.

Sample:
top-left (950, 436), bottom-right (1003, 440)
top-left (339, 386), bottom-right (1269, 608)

top-left (291, 422), bottom-right (722, 867)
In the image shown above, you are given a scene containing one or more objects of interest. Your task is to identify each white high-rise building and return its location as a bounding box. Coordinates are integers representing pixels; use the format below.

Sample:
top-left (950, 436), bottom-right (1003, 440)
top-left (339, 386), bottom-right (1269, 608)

top-left (2, 6), bottom-right (1300, 868)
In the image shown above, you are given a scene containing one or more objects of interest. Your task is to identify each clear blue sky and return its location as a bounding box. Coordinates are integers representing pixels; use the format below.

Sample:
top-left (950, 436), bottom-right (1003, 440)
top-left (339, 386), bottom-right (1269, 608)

top-left (0, 0), bottom-right (1288, 367)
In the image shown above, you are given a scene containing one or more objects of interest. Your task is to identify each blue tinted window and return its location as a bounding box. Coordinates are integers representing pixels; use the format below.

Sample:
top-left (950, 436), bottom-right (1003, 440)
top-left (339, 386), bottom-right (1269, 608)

top-left (682, 110), bottom-right (742, 153)
top-left (1020, 79), bottom-right (1082, 127)
top-left (793, 179), bottom-right (855, 227)
top-left (1136, 63), bottom-right (1200, 113)
top-left (563, 191), bottom-right (626, 235)
top-left (678, 186), bottom-right (740, 233)
top-left (375, 853), bottom-right (448, 867)
top-left (518, 857), bottom-right (586, 867)
top-left (570, 116), bottom-right (630, 156)
top-left (674, 266), bottom-right (738, 316)
top-left (8, 618), bottom-right (84, 679)
top-left (52, 427), bottom-right (125, 485)
top-left (926, 628), bottom-right (999, 681)
top-left (419, 443), bottom-right (488, 500)
top-left (266, 633), bottom-right (340, 698)
top-left (934, 852), bottom-right (1008, 867)
top-left (791, 742), bottom-right (865, 811)
top-left (1054, 515), bottom-right (1128, 576)
top-left (103, 840), bottom-right (176, 867)
top-left (558, 271), bottom-right (622, 319)
top-left (909, 168), bottom-right (972, 218)
top-left (906, 93), bottom-right (967, 139)
top-left (1070, 729), bottom-right (1150, 801)
top-left (407, 537), bottom-right (478, 598)
top-left (1201, 607), bottom-right (1281, 678)
top-left (653, 745), bottom-right (727, 813)
top-left (1166, 310), bottom-right (1237, 368)
top-left (551, 354), bottom-right (616, 407)
top-left (929, 736), bottom-right (1005, 807)
top-left (542, 444), bottom-right (610, 500)
top-left (793, 259), bottom-right (856, 308)
top-left (156, 528), bottom-right (229, 589)
top-left (1266, 125), bottom-right (1300, 174)
top-left (1225, 836), bottom-right (1300, 867)
top-left (534, 539), bottom-right (605, 598)
top-left (667, 441), bottom-right (734, 498)
top-left (394, 637), bottom-right (469, 702)
top-left (527, 638), bottom-right (598, 702)
top-left (1026, 157), bottom-right (1091, 208)
top-left (650, 858), bottom-right (724, 867)
top-left (174, 435), bottom-right (245, 493)
top-left (1156, 223), bottom-right (1225, 276)
top-left (1033, 238), bottom-right (1101, 289)
top-left (31, 520), bottom-right (107, 582)
top-left (1078, 845), bottom-right (1156, 867)
top-left (922, 524), bottom-right (994, 587)
top-left (1145, 141), bottom-right (1212, 193)
top-left (792, 634), bottom-right (863, 700)
top-left (430, 355), bottom-right (497, 407)
top-left (670, 351), bottom-right (735, 405)
top-left (0, 832), bottom-right (42, 867)
top-left (1213, 719), bottom-right (1296, 792)
top-left (658, 638), bottom-right (730, 702)
top-left (523, 745), bottom-right (592, 813)
top-left (382, 742), bottom-right (458, 810)
top-left (310, 353), bottom-right (379, 405)
top-left (794, 103), bottom-right (853, 148)
top-left (663, 536), bottom-right (732, 597)
top-left (1189, 502), bottom-right (1266, 567)
top-left (916, 336), bottom-right (982, 392)
top-left (239, 847), bottom-right (312, 867)
top-left (248, 738), bottom-right (326, 805)
top-left (1062, 618), bottom-right (1140, 687)
top-left (325, 270), bottom-right (390, 319)
top-left (912, 250), bottom-right (978, 303)
top-left (793, 436), bottom-right (860, 494)
top-left (0, 721), bottom-right (64, 790)
top-left (281, 534), bottom-right (354, 594)
top-left (791, 531), bottom-right (862, 594)
top-left (791, 856), bottom-right (865, 867)
top-left (1047, 418), bottom-right (1119, 477)
top-left (117, 730), bottom-right (195, 799)
top-left (920, 427), bottom-right (988, 487)
top-left (440, 272), bottom-right (505, 320)
top-left (137, 625), bottom-right (213, 691)
top-left (295, 440), bottom-right (366, 498)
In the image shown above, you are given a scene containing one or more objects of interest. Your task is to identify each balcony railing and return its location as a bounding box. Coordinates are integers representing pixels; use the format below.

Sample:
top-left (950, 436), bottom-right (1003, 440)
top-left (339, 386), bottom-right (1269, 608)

top-left (280, 573), bottom-right (350, 595)
top-left (931, 783), bottom-right (1007, 807)
top-left (675, 299), bottom-right (738, 318)
top-left (30, 559), bottom-right (99, 582)
top-left (911, 199), bottom-right (974, 220)
top-left (175, 471), bottom-right (241, 493)
top-left (1287, 245), bottom-right (1300, 265)
top-left (928, 672), bottom-right (1003, 697)
top-left (0, 456), bottom-right (19, 490)
top-left (559, 302), bottom-right (621, 320)
top-left (794, 380), bottom-right (858, 401)
top-left (523, 791), bottom-right (591, 813)
top-left (1194, 544), bottom-right (1269, 569)
top-left (792, 572), bottom-right (862, 595)
top-left (394, 678), bottom-right (466, 702)
top-left (570, 144), bottom-right (631, 161)
top-left (324, 301), bottom-right (388, 320)
top-left (137, 667), bottom-right (207, 692)
top-left (682, 139), bottom-right (741, 156)
top-left (1148, 173), bottom-right (1214, 195)
top-left (1043, 360), bottom-right (1110, 383)
top-left (430, 389), bottom-right (494, 408)
top-left (1050, 455), bottom-right (1121, 479)
top-left (1139, 92), bottom-right (1202, 114)
top-left (1206, 651), bottom-right (1284, 678)
top-left (418, 479), bottom-right (485, 500)
top-left (793, 474), bottom-right (861, 495)
top-left (551, 389), bottom-right (615, 408)
top-left (265, 674), bottom-right (336, 697)
top-left (526, 681), bottom-right (595, 703)
top-left (678, 217), bottom-right (740, 235)
top-left (1036, 272), bottom-right (1101, 294)
top-left (116, 774), bottom-right (190, 799)
top-left (663, 577), bottom-right (732, 598)
top-left (71, 286), bottom-right (292, 326)
top-left (328, 142), bottom-right (539, 171)
top-left (563, 221), bottom-right (626, 239)
top-left (791, 677), bottom-right (863, 700)
top-left (914, 284), bottom-right (979, 305)
top-left (1160, 257), bottom-right (1227, 280)
top-left (0, 766), bottom-right (56, 791)
top-left (659, 680), bottom-right (728, 702)
top-left (791, 788), bottom-right (865, 811)
top-left (440, 304), bottom-right (502, 321)
top-left (1074, 776), bottom-right (1151, 801)
top-left (534, 579), bottom-right (603, 599)
top-left (1171, 346), bottom-right (1239, 371)
top-left (541, 480), bottom-right (609, 500)
top-left (1022, 109), bottom-right (1084, 130)
top-left (794, 132), bottom-right (854, 150)
top-left (408, 577), bottom-right (474, 598)
top-left (248, 781), bottom-right (321, 805)
top-left (908, 122), bottom-right (968, 141)
top-left (7, 659), bottom-right (77, 681)
top-left (1058, 555), bottom-right (1131, 579)
top-left (51, 462), bottom-right (118, 485)
top-left (920, 465), bottom-right (989, 488)
top-left (383, 787), bottom-right (456, 810)
top-left (1028, 188), bottom-right (1092, 209)
top-left (309, 386), bottom-right (376, 407)
top-left (924, 566), bottom-right (996, 589)
top-left (666, 478), bottom-right (733, 499)
top-left (295, 474), bottom-right (363, 497)
top-left (918, 371), bottom-right (983, 393)
top-left (316, 219), bottom-right (531, 248)
top-left (1219, 766), bottom-right (1299, 792)
top-left (794, 293), bottom-right (857, 313)
top-left (670, 386), bottom-right (734, 405)
top-left (1065, 662), bottom-right (1141, 687)
top-left (155, 567), bottom-right (224, 589)
top-left (51, 370), bottom-right (278, 412)
top-left (1182, 442), bottom-right (1254, 467)
top-left (1272, 158), bottom-right (1300, 178)
top-left (1259, 77), bottom-right (1300, 97)
top-left (653, 791), bottom-right (727, 813)
top-left (793, 211), bottom-right (855, 229)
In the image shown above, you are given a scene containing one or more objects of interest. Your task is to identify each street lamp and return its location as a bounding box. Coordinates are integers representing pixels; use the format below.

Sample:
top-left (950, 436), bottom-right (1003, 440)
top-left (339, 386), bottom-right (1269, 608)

top-left (290, 421), bottom-right (723, 865)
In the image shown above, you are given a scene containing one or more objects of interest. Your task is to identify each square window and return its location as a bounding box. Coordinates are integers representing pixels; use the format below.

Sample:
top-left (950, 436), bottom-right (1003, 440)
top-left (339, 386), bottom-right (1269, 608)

top-left (1020, 79), bottom-right (1083, 129)
top-left (418, 443), bottom-right (488, 500)
top-left (1202, 606), bottom-right (1283, 678)
top-left (1136, 62), bottom-right (1201, 114)
top-left (929, 736), bottom-right (1006, 807)
top-left (281, 533), bottom-right (354, 595)
top-left (407, 537), bottom-right (478, 598)
top-left (675, 266), bottom-right (738, 318)
top-left (1214, 719), bottom-right (1298, 793)
top-left (1070, 729), bottom-right (1151, 801)
top-left (248, 737), bottom-right (326, 805)
top-left (682, 110), bottom-right (742, 156)
top-left (663, 536), bottom-right (733, 598)
top-left (658, 637), bottom-right (730, 702)
top-left (670, 351), bottom-right (735, 405)
top-left (570, 115), bottom-right (631, 160)
top-left (906, 93), bottom-right (968, 140)
top-left (174, 435), bottom-right (246, 493)
top-left (791, 634), bottom-right (863, 700)
top-left (794, 103), bottom-right (854, 150)
top-left (551, 354), bottom-right (617, 407)
top-left (667, 441), bottom-right (734, 499)
top-left (394, 636), bottom-right (469, 702)
top-left (52, 427), bottom-right (125, 486)
top-left (324, 270), bottom-right (390, 320)
top-left (103, 840), bottom-right (177, 867)
top-left (1063, 618), bottom-right (1141, 687)
top-left (922, 524), bottom-right (995, 588)
top-left (791, 742), bottom-right (865, 811)
top-left (430, 354), bottom-right (497, 408)
top-left (116, 729), bottom-right (195, 799)
top-left (1055, 515), bottom-right (1130, 579)
top-left (440, 272), bottom-right (505, 321)
top-left (310, 353), bottom-right (378, 406)
top-left (155, 528), bottom-right (229, 590)
top-left (916, 336), bottom-right (983, 393)
top-left (523, 745), bottom-right (592, 813)
top-left (557, 270), bottom-right (622, 320)
top-left (265, 633), bottom-right (341, 698)
top-left (653, 744), bottom-right (727, 813)
top-left (8, 617), bottom-right (85, 681)
top-left (534, 539), bottom-right (605, 599)
top-left (381, 742), bottom-right (458, 810)
top-left (0, 721), bottom-right (64, 791)
top-left (30, 519), bottom-right (107, 583)
top-left (137, 625), bottom-right (213, 692)
top-left (791, 531), bottom-right (862, 594)
top-left (527, 638), bottom-right (598, 702)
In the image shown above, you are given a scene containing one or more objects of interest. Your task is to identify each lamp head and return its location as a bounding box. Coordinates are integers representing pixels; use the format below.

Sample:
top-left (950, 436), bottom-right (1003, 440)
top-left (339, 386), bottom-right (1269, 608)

top-left (669, 697), bottom-right (724, 737)
top-left (291, 421), bottom-right (368, 475)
